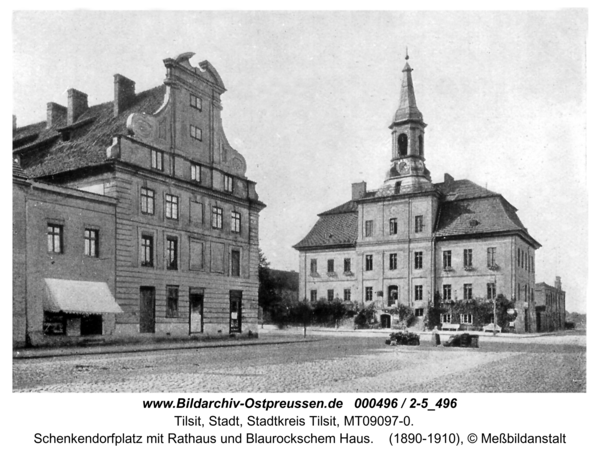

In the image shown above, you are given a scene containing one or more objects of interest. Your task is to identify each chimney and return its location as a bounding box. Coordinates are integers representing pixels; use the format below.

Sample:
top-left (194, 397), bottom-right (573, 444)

top-left (12, 115), bottom-right (16, 131)
top-left (114, 74), bottom-right (136, 116)
top-left (555, 276), bottom-right (562, 291)
top-left (46, 102), bottom-right (67, 129)
top-left (352, 181), bottom-right (367, 200)
top-left (444, 173), bottom-right (454, 184)
top-left (67, 88), bottom-right (88, 125)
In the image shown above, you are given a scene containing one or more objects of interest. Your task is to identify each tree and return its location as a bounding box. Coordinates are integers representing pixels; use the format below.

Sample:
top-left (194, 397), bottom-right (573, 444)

top-left (258, 249), bottom-right (281, 325)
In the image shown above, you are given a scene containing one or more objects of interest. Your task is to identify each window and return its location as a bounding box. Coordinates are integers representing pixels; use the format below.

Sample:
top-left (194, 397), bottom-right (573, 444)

top-left (414, 285), bottom-right (423, 301)
top-left (166, 286), bottom-right (179, 318)
top-left (327, 259), bottom-right (335, 273)
top-left (310, 290), bottom-right (317, 302)
top-left (443, 250), bottom-right (452, 269)
top-left (395, 181), bottom-right (402, 194)
top-left (460, 314), bottom-right (473, 324)
top-left (344, 258), bottom-right (351, 273)
top-left (151, 150), bottom-right (163, 170)
top-left (165, 194), bottom-right (179, 220)
top-left (47, 224), bottom-right (63, 253)
top-left (191, 163), bottom-right (201, 182)
top-left (443, 284), bottom-right (452, 301)
top-left (189, 240), bottom-right (204, 271)
top-left (224, 175), bottom-right (234, 192)
top-left (231, 212), bottom-right (241, 233)
top-left (365, 287), bottom-right (373, 301)
top-left (365, 254), bottom-right (373, 271)
top-left (414, 251), bottom-right (423, 270)
top-left (364, 220), bottom-right (373, 237)
top-left (389, 218), bottom-right (398, 235)
top-left (463, 283), bottom-right (473, 300)
top-left (398, 133), bottom-right (408, 156)
top-left (231, 250), bottom-right (241, 277)
top-left (418, 135), bottom-right (424, 156)
top-left (190, 93), bottom-right (202, 111)
top-left (212, 206), bottom-right (223, 229)
top-left (141, 235), bottom-right (154, 267)
top-left (463, 249), bottom-right (473, 268)
top-left (190, 125), bottom-right (202, 141)
top-left (487, 247), bottom-right (497, 268)
top-left (415, 308), bottom-right (424, 317)
top-left (415, 215), bottom-right (424, 233)
top-left (310, 259), bottom-right (318, 275)
top-left (518, 248), bottom-right (521, 268)
top-left (442, 313), bottom-right (452, 323)
top-left (487, 282), bottom-right (496, 300)
top-left (140, 188), bottom-right (155, 215)
top-left (84, 229), bottom-right (99, 257)
top-left (344, 289), bottom-right (351, 301)
top-left (389, 253), bottom-right (397, 270)
top-left (166, 237), bottom-right (178, 270)
top-left (327, 289), bottom-right (334, 302)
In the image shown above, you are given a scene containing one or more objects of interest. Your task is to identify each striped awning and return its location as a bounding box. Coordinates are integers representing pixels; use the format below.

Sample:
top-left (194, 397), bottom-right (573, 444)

top-left (44, 278), bottom-right (123, 315)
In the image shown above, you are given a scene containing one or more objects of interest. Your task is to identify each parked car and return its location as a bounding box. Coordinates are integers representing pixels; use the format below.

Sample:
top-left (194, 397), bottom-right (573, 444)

top-left (385, 331), bottom-right (420, 346)
top-left (482, 323), bottom-right (502, 333)
top-left (443, 332), bottom-right (479, 348)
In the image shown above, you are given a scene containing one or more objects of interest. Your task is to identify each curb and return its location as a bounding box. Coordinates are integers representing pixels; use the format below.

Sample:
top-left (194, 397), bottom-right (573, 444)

top-left (13, 336), bottom-right (318, 360)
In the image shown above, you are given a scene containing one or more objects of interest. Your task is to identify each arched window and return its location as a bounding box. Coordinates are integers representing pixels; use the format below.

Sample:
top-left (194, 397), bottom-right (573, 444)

top-left (418, 135), bottom-right (424, 156)
top-left (398, 133), bottom-right (408, 156)
top-left (395, 181), bottom-right (402, 194)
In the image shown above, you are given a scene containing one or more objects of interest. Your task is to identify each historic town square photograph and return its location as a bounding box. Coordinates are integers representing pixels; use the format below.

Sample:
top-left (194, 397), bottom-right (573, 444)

top-left (12, 10), bottom-right (587, 393)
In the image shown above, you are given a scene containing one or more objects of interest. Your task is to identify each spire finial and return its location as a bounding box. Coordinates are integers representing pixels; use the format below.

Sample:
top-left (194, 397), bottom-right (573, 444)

top-left (405, 46), bottom-right (409, 60)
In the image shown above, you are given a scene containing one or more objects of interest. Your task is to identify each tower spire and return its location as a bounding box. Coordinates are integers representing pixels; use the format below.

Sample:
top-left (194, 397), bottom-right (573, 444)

top-left (384, 52), bottom-right (431, 190)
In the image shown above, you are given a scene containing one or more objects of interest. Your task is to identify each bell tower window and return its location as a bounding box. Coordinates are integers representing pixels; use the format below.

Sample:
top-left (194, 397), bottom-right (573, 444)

top-left (398, 133), bottom-right (408, 156)
top-left (418, 135), bottom-right (424, 156)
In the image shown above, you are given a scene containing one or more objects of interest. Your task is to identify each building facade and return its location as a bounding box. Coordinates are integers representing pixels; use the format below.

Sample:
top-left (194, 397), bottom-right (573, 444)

top-left (534, 278), bottom-right (566, 332)
top-left (13, 52), bottom-right (265, 347)
top-left (294, 57), bottom-right (540, 333)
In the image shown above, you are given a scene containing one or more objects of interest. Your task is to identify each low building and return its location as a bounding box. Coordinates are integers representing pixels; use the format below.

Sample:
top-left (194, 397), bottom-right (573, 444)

top-left (535, 278), bottom-right (566, 332)
top-left (13, 52), bottom-right (265, 347)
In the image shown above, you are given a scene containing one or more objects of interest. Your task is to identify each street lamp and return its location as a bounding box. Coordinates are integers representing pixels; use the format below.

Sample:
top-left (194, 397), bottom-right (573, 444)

top-left (493, 275), bottom-right (498, 336)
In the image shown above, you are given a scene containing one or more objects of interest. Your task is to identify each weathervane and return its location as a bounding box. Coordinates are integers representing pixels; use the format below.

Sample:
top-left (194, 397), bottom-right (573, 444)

top-left (405, 46), bottom-right (409, 60)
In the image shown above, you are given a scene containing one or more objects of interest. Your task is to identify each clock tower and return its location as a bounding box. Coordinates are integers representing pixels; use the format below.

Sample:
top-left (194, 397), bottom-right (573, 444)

top-left (385, 54), bottom-right (431, 190)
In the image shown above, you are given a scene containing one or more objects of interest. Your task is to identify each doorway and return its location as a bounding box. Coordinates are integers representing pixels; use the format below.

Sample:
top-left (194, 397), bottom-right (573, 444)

top-left (381, 314), bottom-right (391, 328)
top-left (189, 288), bottom-right (205, 334)
top-left (139, 287), bottom-right (155, 333)
top-left (229, 290), bottom-right (242, 333)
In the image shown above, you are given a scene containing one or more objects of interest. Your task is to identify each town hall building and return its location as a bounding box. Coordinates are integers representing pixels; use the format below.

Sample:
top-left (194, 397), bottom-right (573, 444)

top-left (294, 56), bottom-right (541, 333)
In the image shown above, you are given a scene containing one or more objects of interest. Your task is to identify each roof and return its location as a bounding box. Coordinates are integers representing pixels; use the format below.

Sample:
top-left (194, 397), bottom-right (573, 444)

top-left (12, 160), bottom-right (28, 179)
top-left (294, 178), bottom-right (539, 251)
top-left (13, 85), bottom-right (166, 178)
top-left (293, 200), bottom-right (358, 250)
top-left (434, 178), bottom-right (499, 201)
top-left (435, 196), bottom-right (526, 237)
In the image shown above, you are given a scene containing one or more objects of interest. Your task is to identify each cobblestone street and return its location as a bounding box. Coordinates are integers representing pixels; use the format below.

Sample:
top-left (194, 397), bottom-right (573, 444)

top-left (13, 331), bottom-right (586, 393)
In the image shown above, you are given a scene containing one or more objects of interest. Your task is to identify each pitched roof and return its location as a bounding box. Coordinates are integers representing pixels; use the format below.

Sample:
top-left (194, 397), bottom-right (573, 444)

top-left (12, 160), bottom-right (28, 180)
top-left (13, 85), bottom-right (166, 178)
top-left (293, 200), bottom-right (358, 250)
top-left (434, 178), bottom-right (499, 201)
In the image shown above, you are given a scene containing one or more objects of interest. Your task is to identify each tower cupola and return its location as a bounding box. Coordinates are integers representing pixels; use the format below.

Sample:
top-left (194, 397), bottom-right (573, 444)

top-left (385, 52), bottom-right (431, 190)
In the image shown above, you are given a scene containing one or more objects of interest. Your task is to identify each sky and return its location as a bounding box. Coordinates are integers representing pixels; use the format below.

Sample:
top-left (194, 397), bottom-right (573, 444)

top-left (11, 10), bottom-right (589, 313)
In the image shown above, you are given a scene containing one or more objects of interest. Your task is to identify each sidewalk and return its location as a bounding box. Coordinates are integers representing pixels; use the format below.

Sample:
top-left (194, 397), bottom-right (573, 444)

top-left (12, 332), bottom-right (316, 360)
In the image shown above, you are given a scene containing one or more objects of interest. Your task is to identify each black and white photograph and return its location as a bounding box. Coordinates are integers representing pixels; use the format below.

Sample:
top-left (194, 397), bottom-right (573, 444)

top-left (8, 6), bottom-right (593, 453)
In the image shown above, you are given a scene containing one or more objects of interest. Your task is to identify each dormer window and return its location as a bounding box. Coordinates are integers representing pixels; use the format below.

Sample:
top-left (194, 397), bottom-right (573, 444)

top-left (398, 133), bottom-right (408, 156)
top-left (151, 150), bottom-right (163, 171)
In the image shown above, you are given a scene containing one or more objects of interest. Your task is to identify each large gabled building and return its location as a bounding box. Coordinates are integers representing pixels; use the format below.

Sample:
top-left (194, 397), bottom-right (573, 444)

top-left (13, 52), bottom-right (265, 347)
top-left (294, 56), bottom-right (541, 333)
